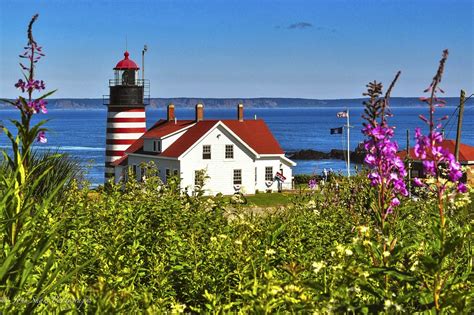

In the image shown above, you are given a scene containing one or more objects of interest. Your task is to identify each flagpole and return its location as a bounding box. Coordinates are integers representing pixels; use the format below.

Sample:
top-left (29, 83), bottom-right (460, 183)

top-left (347, 108), bottom-right (350, 177)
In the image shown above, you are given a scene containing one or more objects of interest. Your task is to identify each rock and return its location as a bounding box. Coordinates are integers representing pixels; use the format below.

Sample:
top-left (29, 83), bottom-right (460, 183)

top-left (288, 148), bottom-right (366, 164)
top-left (288, 149), bottom-right (330, 160)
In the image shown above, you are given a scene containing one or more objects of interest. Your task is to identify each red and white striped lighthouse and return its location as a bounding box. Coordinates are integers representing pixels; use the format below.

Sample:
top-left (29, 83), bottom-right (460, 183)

top-left (104, 51), bottom-right (148, 180)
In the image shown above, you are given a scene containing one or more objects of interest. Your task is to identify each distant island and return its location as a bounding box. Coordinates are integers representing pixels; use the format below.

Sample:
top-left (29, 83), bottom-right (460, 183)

top-left (0, 97), bottom-right (467, 110)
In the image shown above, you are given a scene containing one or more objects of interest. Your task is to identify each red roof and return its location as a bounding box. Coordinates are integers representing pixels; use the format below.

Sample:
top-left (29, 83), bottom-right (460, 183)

top-left (123, 119), bottom-right (284, 158)
top-left (114, 51), bottom-right (139, 70)
top-left (161, 121), bottom-right (218, 157)
top-left (143, 119), bottom-right (195, 138)
top-left (398, 139), bottom-right (474, 163)
top-left (112, 155), bottom-right (128, 166)
top-left (223, 120), bottom-right (284, 154)
top-left (125, 138), bottom-right (144, 155)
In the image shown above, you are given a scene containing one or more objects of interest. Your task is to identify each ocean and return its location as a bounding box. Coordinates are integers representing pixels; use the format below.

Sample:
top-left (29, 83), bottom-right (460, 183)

top-left (1, 101), bottom-right (473, 186)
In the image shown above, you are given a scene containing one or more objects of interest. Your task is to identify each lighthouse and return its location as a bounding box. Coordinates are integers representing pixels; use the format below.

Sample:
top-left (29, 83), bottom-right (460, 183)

top-left (104, 51), bottom-right (149, 180)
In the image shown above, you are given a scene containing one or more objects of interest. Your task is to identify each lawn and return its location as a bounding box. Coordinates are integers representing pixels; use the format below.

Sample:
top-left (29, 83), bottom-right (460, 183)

top-left (244, 192), bottom-right (294, 207)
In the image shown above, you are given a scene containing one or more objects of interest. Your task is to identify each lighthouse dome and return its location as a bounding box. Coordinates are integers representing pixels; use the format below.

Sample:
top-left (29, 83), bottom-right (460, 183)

top-left (114, 51), bottom-right (139, 70)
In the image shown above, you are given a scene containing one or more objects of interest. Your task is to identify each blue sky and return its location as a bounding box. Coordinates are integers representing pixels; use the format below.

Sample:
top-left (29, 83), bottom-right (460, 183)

top-left (0, 0), bottom-right (472, 99)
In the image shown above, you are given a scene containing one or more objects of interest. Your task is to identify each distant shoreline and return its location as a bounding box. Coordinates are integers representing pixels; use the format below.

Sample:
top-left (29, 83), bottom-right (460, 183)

top-left (0, 97), bottom-right (469, 110)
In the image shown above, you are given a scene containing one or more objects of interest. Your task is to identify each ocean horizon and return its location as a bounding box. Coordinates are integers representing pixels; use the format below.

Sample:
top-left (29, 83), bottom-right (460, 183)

top-left (1, 101), bottom-right (473, 186)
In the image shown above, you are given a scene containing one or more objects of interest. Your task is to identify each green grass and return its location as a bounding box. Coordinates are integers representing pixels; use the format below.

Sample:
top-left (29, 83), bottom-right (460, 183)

top-left (245, 192), bottom-right (294, 207)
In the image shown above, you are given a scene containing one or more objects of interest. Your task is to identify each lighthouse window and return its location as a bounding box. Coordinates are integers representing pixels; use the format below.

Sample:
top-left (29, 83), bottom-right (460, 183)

top-left (265, 167), bottom-right (273, 181)
top-left (153, 140), bottom-right (161, 153)
top-left (202, 145), bottom-right (211, 159)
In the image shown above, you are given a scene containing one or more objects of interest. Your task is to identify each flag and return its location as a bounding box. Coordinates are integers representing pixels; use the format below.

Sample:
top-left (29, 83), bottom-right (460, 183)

top-left (337, 110), bottom-right (348, 118)
top-left (330, 127), bottom-right (343, 135)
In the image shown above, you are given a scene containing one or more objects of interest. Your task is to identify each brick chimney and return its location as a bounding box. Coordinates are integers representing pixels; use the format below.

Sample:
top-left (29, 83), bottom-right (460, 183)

top-left (237, 103), bottom-right (244, 122)
top-left (167, 103), bottom-right (175, 121)
top-left (195, 103), bottom-right (204, 122)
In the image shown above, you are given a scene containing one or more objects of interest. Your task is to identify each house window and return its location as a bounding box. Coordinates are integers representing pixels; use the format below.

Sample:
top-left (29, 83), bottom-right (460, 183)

top-left (225, 145), bottom-right (234, 159)
top-left (140, 166), bottom-right (146, 181)
top-left (153, 140), bottom-right (162, 153)
top-left (202, 145), bottom-right (211, 159)
top-left (265, 167), bottom-right (273, 181)
top-left (173, 169), bottom-right (179, 176)
top-left (233, 169), bottom-right (242, 185)
top-left (255, 167), bottom-right (257, 183)
top-left (166, 168), bottom-right (171, 179)
top-left (195, 170), bottom-right (205, 187)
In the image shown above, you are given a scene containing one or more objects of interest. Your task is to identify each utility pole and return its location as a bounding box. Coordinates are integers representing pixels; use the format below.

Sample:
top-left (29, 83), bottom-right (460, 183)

top-left (455, 90), bottom-right (465, 161)
top-left (142, 44), bottom-right (148, 82)
top-left (346, 108), bottom-right (351, 177)
top-left (406, 129), bottom-right (411, 197)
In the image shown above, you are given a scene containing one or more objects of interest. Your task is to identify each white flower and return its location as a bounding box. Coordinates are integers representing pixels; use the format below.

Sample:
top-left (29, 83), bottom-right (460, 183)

top-left (312, 261), bottom-right (326, 274)
top-left (383, 251), bottom-right (391, 257)
top-left (307, 200), bottom-right (316, 209)
top-left (265, 248), bottom-right (276, 256)
top-left (345, 248), bottom-right (353, 256)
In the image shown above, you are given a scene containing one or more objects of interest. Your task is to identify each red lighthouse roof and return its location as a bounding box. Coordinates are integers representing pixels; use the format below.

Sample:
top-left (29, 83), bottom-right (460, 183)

top-left (114, 51), bottom-right (139, 70)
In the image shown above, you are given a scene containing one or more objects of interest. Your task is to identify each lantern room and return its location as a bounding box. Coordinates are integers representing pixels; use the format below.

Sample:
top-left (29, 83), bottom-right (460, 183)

top-left (113, 51), bottom-right (139, 85)
top-left (104, 50), bottom-right (150, 107)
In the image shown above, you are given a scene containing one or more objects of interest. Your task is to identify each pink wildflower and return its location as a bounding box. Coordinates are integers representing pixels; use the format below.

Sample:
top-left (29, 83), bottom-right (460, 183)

top-left (37, 131), bottom-right (47, 143)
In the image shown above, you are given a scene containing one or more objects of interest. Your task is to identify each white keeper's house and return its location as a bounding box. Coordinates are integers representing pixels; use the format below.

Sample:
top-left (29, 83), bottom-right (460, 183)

top-left (105, 51), bottom-right (295, 195)
top-left (112, 103), bottom-right (296, 195)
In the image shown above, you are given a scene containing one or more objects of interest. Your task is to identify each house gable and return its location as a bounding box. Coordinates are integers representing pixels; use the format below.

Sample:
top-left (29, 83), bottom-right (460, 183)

top-left (179, 125), bottom-right (257, 195)
top-left (180, 123), bottom-right (258, 161)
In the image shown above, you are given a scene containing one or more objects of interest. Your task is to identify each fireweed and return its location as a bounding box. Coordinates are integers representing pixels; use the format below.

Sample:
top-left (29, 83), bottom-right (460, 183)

top-left (362, 72), bottom-right (408, 225)
top-left (411, 50), bottom-right (470, 312)
top-left (0, 13), bottom-right (57, 249)
top-left (413, 50), bottom-right (466, 225)
top-left (1, 13), bottom-right (56, 162)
